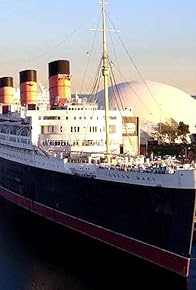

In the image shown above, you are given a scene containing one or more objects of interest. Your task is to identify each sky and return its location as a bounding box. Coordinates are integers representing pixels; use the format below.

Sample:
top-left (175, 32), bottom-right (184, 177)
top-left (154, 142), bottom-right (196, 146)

top-left (0, 0), bottom-right (196, 95)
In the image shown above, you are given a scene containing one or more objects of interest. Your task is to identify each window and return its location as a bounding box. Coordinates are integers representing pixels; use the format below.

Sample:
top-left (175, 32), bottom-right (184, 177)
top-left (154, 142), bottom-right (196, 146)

top-left (41, 126), bottom-right (56, 134)
top-left (43, 116), bottom-right (60, 120)
top-left (90, 126), bottom-right (97, 132)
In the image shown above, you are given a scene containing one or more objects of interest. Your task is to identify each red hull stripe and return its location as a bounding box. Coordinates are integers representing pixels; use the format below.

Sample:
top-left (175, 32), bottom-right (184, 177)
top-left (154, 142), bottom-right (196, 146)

top-left (0, 186), bottom-right (190, 277)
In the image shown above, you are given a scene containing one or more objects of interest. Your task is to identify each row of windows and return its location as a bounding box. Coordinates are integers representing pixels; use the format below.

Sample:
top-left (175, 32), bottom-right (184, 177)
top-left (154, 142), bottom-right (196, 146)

top-left (39, 116), bottom-right (101, 121)
top-left (43, 116), bottom-right (61, 120)
top-left (40, 125), bottom-right (117, 135)
top-left (0, 128), bottom-right (29, 136)
top-left (42, 140), bottom-right (70, 146)
top-left (39, 115), bottom-right (117, 121)
top-left (73, 116), bottom-right (99, 120)
top-left (0, 134), bottom-right (30, 144)
top-left (71, 126), bottom-right (101, 133)
top-left (41, 139), bottom-right (104, 146)
top-left (82, 140), bottom-right (104, 146)
top-left (106, 172), bottom-right (156, 181)
top-left (64, 107), bottom-right (96, 111)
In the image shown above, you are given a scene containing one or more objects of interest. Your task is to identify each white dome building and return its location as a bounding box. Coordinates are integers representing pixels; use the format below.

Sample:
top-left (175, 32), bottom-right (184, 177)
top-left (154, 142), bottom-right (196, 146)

top-left (97, 80), bottom-right (196, 141)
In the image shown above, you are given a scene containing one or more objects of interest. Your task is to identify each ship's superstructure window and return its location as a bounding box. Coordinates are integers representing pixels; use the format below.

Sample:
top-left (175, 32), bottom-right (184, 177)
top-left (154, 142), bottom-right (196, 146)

top-left (89, 126), bottom-right (97, 132)
top-left (9, 127), bottom-right (18, 135)
top-left (73, 141), bottom-right (79, 145)
top-left (18, 137), bottom-right (29, 144)
top-left (43, 116), bottom-right (60, 120)
top-left (71, 126), bottom-right (80, 133)
top-left (0, 128), bottom-right (6, 133)
top-left (10, 136), bottom-right (16, 142)
top-left (41, 125), bottom-right (58, 134)
top-left (20, 138), bottom-right (28, 144)
top-left (20, 127), bottom-right (29, 136)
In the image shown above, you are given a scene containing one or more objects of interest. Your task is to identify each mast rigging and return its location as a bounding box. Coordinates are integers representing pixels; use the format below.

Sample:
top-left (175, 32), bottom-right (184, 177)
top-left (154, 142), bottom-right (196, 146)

top-left (101, 0), bottom-right (110, 158)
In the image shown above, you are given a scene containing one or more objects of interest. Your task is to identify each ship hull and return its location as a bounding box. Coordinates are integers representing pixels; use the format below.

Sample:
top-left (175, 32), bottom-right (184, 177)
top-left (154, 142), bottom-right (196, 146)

top-left (0, 156), bottom-right (195, 277)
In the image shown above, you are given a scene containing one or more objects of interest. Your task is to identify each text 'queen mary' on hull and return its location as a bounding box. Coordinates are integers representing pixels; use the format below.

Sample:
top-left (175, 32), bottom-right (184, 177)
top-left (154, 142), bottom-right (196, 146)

top-left (0, 0), bottom-right (196, 281)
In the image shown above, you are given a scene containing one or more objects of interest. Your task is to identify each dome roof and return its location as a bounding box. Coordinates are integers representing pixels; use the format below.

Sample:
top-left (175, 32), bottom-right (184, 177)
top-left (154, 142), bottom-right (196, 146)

top-left (97, 80), bottom-right (196, 134)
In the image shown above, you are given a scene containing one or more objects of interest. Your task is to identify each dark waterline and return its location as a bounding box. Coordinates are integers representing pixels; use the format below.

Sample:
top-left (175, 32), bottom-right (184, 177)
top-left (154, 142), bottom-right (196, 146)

top-left (0, 198), bottom-right (191, 290)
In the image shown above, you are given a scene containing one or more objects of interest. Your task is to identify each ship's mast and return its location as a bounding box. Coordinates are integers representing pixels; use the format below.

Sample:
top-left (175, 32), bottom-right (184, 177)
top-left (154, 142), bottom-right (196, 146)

top-left (101, 0), bottom-right (110, 158)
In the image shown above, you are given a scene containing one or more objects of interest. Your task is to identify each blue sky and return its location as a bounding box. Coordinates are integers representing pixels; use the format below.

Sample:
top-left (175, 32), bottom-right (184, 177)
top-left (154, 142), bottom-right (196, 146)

top-left (0, 0), bottom-right (196, 94)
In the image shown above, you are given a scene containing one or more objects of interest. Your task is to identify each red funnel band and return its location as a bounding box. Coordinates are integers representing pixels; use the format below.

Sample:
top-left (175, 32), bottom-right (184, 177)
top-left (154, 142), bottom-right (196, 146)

top-left (0, 87), bottom-right (14, 104)
top-left (20, 81), bottom-right (37, 106)
top-left (49, 75), bottom-right (71, 107)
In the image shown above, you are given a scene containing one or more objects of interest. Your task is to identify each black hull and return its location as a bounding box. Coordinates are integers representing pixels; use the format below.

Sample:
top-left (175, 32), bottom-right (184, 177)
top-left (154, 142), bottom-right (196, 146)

top-left (0, 157), bottom-right (195, 277)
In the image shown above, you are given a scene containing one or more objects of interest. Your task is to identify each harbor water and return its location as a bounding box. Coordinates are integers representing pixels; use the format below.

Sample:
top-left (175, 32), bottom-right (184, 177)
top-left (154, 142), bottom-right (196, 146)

top-left (0, 198), bottom-right (193, 290)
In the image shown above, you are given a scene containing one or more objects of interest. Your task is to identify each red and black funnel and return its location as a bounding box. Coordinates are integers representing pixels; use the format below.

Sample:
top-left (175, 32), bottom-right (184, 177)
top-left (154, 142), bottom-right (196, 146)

top-left (48, 60), bottom-right (71, 108)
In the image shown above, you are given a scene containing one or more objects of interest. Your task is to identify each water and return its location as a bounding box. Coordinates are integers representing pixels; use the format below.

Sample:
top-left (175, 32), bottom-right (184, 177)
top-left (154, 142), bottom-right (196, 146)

top-left (0, 199), bottom-right (193, 290)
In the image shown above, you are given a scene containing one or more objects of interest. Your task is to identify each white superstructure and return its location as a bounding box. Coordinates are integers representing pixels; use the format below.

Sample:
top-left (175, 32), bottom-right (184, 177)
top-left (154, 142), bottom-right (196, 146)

top-left (18, 97), bottom-right (138, 156)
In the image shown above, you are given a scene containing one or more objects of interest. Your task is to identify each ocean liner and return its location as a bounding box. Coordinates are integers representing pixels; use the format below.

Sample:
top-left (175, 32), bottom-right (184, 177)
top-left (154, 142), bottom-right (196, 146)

top-left (0, 0), bottom-right (196, 280)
